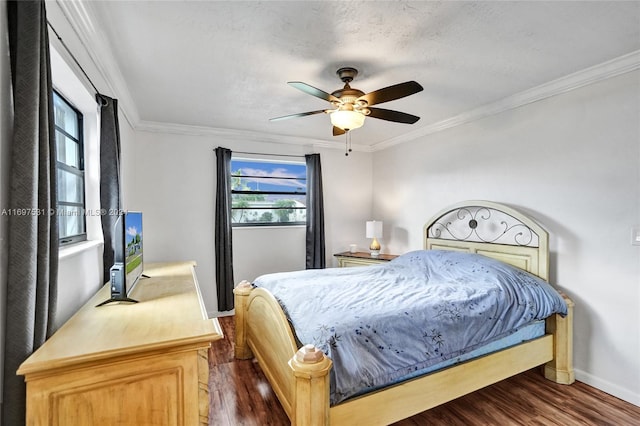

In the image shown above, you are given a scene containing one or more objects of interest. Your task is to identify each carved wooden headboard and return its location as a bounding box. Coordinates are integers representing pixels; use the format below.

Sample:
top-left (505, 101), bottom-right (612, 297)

top-left (424, 200), bottom-right (549, 281)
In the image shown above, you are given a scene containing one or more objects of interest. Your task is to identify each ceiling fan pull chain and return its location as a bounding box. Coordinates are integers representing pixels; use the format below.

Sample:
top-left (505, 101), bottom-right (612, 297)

top-left (344, 131), bottom-right (353, 156)
top-left (345, 131), bottom-right (349, 156)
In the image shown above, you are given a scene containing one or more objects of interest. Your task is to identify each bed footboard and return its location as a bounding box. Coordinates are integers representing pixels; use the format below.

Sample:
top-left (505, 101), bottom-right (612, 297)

top-left (234, 281), bottom-right (311, 421)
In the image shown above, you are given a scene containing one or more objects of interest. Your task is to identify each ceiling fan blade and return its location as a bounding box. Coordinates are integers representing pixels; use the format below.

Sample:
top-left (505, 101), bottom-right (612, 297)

top-left (288, 82), bottom-right (340, 103)
top-left (333, 126), bottom-right (346, 136)
top-left (357, 81), bottom-right (423, 106)
top-left (367, 107), bottom-right (420, 124)
top-left (270, 109), bottom-right (327, 122)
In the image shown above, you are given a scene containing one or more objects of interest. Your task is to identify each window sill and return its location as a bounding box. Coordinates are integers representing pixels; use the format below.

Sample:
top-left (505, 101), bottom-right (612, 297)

top-left (59, 239), bottom-right (103, 260)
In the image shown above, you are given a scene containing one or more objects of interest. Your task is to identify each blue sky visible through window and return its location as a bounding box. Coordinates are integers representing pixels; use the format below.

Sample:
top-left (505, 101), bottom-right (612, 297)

top-left (231, 159), bottom-right (306, 193)
top-left (231, 158), bottom-right (307, 225)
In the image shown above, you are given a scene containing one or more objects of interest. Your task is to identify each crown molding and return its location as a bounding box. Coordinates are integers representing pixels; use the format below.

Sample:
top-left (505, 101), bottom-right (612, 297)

top-left (372, 49), bottom-right (640, 151)
top-left (134, 49), bottom-right (640, 152)
top-left (54, 0), bottom-right (140, 128)
top-left (59, 2), bottom-right (639, 152)
top-left (136, 120), bottom-right (374, 153)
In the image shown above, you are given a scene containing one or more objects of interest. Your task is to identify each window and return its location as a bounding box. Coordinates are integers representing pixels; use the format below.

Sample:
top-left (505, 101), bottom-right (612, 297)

top-left (231, 158), bottom-right (306, 226)
top-left (53, 90), bottom-right (86, 244)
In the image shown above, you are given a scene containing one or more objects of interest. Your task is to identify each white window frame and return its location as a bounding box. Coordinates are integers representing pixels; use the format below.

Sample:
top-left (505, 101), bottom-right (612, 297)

top-left (53, 90), bottom-right (86, 245)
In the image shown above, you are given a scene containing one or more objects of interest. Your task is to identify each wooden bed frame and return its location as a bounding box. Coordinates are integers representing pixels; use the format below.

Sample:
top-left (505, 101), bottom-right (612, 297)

top-left (234, 200), bottom-right (574, 425)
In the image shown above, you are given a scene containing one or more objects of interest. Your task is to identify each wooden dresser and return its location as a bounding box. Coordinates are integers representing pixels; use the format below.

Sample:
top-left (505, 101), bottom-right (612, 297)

top-left (18, 261), bottom-right (222, 426)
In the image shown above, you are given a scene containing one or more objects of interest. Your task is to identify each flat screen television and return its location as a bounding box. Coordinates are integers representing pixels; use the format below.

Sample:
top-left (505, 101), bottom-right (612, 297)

top-left (97, 211), bottom-right (144, 306)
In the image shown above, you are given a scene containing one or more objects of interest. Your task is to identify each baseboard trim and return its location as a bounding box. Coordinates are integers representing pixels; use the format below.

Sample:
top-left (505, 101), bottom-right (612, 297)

top-left (575, 368), bottom-right (640, 407)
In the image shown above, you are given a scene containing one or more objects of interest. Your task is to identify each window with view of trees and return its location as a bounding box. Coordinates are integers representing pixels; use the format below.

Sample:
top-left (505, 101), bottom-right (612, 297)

top-left (53, 90), bottom-right (86, 245)
top-left (231, 158), bottom-right (306, 226)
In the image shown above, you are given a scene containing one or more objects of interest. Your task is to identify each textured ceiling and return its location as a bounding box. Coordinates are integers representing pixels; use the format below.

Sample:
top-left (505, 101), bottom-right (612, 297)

top-left (85, 1), bottom-right (640, 147)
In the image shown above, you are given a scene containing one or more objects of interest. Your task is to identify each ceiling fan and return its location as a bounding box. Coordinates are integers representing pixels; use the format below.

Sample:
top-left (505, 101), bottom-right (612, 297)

top-left (270, 67), bottom-right (424, 136)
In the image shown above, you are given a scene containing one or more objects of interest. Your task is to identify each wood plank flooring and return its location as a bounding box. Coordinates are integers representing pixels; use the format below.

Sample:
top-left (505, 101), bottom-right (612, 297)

top-left (209, 316), bottom-right (640, 425)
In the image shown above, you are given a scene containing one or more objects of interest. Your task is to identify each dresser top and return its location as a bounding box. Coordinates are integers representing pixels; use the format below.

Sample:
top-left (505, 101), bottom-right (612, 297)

top-left (18, 262), bottom-right (222, 376)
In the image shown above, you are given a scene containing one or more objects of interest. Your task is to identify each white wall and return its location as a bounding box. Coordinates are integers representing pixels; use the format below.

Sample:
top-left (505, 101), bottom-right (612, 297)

top-left (132, 131), bottom-right (372, 315)
top-left (373, 70), bottom-right (640, 405)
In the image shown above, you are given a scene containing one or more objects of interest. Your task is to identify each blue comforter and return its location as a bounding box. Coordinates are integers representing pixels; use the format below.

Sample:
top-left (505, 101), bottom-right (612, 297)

top-left (253, 250), bottom-right (567, 404)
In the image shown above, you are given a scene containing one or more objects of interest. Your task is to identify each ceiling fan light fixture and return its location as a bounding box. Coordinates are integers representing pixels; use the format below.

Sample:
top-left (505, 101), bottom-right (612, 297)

top-left (271, 67), bottom-right (423, 136)
top-left (330, 110), bottom-right (365, 131)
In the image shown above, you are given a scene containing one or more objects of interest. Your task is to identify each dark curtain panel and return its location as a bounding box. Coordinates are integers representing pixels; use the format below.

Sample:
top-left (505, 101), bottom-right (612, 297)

top-left (3, 1), bottom-right (59, 424)
top-left (214, 147), bottom-right (234, 311)
top-left (305, 153), bottom-right (326, 269)
top-left (97, 94), bottom-right (121, 283)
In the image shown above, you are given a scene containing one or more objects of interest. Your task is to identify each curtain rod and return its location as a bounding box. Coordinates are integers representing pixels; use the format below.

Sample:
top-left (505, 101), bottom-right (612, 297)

top-left (47, 21), bottom-right (100, 97)
top-left (229, 150), bottom-right (306, 159)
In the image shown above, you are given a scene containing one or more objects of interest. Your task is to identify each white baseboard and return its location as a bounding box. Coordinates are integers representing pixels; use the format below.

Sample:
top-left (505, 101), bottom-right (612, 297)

top-left (575, 368), bottom-right (640, 407)
top-left (209, 310), bottom-right (234, 318)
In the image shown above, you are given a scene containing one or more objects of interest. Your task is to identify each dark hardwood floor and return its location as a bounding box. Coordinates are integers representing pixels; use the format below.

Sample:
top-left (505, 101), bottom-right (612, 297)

top-left (209, 316), bottom-right (640, 425)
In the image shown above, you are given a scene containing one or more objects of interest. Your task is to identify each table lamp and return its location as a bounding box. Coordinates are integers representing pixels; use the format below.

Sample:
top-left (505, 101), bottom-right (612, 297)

top-left (366, 220), bottom-right (383, 257)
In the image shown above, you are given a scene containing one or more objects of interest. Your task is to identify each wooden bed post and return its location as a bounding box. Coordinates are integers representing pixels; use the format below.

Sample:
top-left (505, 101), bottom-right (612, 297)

top-left (233, 281), bottom-right (254, 359)
top-left (289, 344), bottom-right (332, 426)
top-left (544, 295), bottom-right (575, 384)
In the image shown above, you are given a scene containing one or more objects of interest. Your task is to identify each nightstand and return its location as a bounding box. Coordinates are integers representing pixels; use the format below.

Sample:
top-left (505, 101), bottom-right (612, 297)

top-left (334, 251), bottom-right (399, 267)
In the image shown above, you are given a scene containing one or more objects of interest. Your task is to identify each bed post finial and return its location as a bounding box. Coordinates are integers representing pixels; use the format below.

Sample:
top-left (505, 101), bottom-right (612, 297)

top-left (233, 280), bottom-right (254, 359)
top-left (289, 344), bottom-right (332, 426)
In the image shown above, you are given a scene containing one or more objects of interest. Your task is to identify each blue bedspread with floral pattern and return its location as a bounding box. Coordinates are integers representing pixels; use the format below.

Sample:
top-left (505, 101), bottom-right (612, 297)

top-left (252, 250), bottom-right (567, 405)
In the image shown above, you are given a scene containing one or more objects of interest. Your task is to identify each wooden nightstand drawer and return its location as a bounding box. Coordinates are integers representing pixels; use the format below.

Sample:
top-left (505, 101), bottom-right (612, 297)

top-left (334, 251), bottom-right (399, 267)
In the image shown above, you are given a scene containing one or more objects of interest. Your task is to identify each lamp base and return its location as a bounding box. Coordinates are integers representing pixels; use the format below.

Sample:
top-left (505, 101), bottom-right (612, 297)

top-left (369, 237), bottom-right (381, 257)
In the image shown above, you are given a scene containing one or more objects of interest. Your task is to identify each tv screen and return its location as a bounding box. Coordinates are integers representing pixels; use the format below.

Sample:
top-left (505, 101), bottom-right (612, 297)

top-left (97, 211), bottom-right (144, 307)
top-left (124, 211), bottom-right (143, 293)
